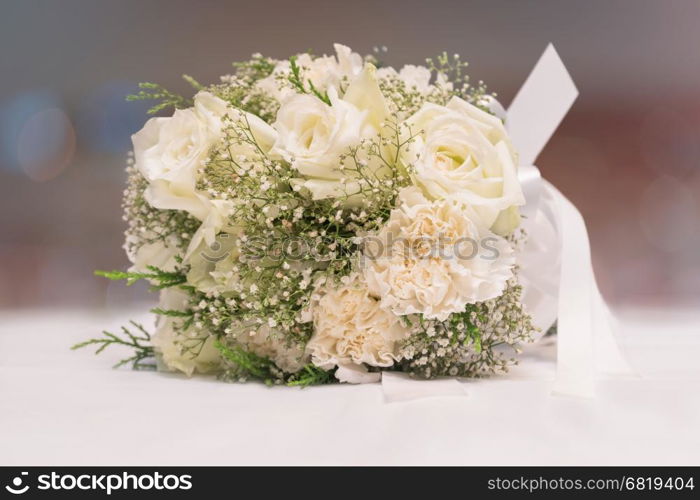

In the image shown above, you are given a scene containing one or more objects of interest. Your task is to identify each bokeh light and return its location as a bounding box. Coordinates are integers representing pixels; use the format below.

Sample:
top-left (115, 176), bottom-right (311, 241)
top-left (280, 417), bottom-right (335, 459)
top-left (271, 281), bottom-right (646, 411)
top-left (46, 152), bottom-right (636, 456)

top-left (1, 90), bottom-right (64, 174)
top-left (16, 107), bottom-right (75, 182)
top-left (638, 175), bottom-right (699, 253)
top-left (639, 106), bottom-right (700, 179)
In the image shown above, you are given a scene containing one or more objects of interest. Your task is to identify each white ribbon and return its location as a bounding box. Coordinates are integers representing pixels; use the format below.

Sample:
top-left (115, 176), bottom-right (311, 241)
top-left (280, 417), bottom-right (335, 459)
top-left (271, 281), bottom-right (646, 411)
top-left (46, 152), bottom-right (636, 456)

top-left (520, 179), bottom-right (633, 398)
top-left (381, 44), bottom-right (633, 401)
top-left (510, 45), bottom-right (633, 397)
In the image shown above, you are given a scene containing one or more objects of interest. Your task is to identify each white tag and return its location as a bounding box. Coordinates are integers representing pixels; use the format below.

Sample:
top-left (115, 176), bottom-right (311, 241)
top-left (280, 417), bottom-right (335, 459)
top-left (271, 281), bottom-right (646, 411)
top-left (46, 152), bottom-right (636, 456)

top-left (506, 44), bottom-right (579, 166)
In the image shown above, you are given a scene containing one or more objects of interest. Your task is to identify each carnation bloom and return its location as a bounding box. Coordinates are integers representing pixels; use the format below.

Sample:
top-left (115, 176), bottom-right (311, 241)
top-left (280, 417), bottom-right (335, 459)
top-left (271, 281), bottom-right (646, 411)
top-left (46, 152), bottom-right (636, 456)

top-left (305, 273), bottom-right (411, 383)
top-left (362, 187), bottom-right (515, 321)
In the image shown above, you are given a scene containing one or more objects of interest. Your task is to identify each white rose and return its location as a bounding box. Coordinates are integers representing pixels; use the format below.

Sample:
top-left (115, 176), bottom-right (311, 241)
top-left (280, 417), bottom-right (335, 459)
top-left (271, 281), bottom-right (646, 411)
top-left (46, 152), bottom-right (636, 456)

top-left (256, 44), bottom-right (363, 103)
top-left (269, 63), bottom-right (389, 204)
top-left (182, 198), bottom-right (238, 261)
top-left (185, 231), bottom-right (241, 294)
top-left (363, 187), bottom-right (515, 321)
top-left (404, 97), bottom-right (525, 235)
top-left (301, 43), bottom-right (363, 93)
top-left (132, 92), bottom-right (226, 220)
top-left (305, 273), bottom-right (411, 383)
top-left (328, 43), bottom-right (364, 85)
top-left (127, 239), bottom-right (179, 274)
top-left (132, 92), bottom-right (276, 219)
top-left (151, 288), bottom-right (221, 376)
top-left (132, 91), bottom-right (277, 258)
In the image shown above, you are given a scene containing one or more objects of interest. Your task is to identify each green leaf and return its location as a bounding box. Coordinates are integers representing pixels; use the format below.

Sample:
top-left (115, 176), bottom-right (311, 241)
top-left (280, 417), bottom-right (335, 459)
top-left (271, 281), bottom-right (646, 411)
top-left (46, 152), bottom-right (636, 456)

top-left (126, 80), bottom-right (194, 115)
top-left (214, 339), bottom-right (276, 380)
top-left (94, 266), bottom-right (186, 290)
top-left (287, 364), bottom-right (335, 387)
top-left (287, 55), bottom-right (330, 105)
top-left (72, 321), bottom-right (156, 370)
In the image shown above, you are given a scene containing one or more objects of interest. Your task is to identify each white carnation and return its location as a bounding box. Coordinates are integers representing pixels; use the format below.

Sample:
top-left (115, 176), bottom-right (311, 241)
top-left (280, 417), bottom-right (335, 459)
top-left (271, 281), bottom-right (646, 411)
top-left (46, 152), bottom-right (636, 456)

top-left (404, 97), bottom-right (525, 235)
top-left (305, 273), bottom-right (411, 383)
top-left (362, 187), bottom-right (515, 321)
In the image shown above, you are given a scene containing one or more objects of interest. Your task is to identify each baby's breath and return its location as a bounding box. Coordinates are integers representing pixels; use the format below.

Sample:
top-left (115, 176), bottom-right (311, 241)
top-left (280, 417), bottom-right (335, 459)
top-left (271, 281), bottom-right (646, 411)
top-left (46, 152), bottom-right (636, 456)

top-left (398, 277), bottom-right (536, 379)
top-left (122, 157), bottom-right (199, 259)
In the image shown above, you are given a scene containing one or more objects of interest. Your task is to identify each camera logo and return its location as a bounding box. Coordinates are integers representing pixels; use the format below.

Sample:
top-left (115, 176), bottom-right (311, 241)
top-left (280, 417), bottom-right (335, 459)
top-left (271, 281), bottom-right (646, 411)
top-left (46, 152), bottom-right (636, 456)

top-left (201, 233), bottom-right (232, 263)
top-left (5, 472), bottom-right (29, 495)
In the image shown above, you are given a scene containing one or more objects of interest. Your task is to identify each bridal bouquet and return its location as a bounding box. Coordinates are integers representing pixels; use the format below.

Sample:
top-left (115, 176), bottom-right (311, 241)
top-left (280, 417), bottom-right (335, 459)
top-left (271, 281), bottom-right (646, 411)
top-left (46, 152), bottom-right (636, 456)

top-left (77, 44), bottom-right (538, 385)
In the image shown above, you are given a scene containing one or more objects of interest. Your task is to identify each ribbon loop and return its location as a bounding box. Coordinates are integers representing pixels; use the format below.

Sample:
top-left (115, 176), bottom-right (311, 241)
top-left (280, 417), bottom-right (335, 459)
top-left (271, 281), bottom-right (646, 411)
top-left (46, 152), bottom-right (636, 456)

top-left (506, 43), bottom-right (579, 166)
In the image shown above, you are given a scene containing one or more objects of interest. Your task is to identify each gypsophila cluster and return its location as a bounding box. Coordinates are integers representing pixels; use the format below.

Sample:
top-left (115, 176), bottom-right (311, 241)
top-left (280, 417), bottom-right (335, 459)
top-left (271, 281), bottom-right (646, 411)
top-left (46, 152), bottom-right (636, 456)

top-left (80, 43), bottom-right (536, 386)
top-left (122, 158), bottom-right (200, 263)
top-left (397, 278), bottom-right (534, 379)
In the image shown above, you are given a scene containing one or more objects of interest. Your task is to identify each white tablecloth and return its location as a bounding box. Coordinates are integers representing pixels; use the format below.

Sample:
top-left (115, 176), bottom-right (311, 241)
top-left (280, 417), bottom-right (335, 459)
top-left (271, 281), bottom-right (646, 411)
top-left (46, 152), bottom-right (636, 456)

top-left (1, 307), bottom-right (699, 465)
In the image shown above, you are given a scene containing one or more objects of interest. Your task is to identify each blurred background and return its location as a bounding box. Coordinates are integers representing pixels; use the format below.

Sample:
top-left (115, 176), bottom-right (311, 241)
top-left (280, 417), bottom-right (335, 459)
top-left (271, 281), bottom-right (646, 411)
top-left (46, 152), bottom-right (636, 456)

top-left (1, 0), bottom-right (699, 310)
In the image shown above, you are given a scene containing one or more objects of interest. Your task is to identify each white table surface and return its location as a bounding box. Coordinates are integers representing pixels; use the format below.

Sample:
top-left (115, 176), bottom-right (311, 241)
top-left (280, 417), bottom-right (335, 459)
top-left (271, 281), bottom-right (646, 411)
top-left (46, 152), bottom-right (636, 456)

top-left (1, 306), bottom-right (699, 466)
